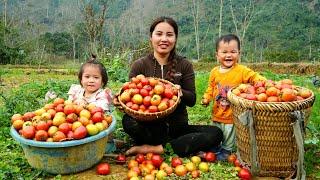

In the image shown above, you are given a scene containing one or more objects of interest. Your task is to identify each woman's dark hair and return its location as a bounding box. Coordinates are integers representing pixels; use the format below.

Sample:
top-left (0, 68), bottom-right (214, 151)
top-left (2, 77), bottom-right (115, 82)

top-left (78, 54), bottom-right (108, 88)
top-left (215, 34), bottom-right (241, 52)
top-left (150, 16), bottom-right (178, 82)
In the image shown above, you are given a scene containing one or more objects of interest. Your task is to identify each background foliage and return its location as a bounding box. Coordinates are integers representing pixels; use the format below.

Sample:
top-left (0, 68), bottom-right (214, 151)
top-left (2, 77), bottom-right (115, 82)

top-left (0, 0), bottom-right (320, 64)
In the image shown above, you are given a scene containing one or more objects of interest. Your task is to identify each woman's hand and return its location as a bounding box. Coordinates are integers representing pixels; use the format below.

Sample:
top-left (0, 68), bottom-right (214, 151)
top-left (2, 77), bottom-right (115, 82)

top-left (174, 84), bottom-right (183, 97)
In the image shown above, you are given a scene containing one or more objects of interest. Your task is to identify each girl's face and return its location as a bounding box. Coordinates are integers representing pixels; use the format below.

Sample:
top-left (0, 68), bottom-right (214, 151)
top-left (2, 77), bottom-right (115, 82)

top-left (150, 22), bottom-right (176, 57)
top-left (216, 40), bottom-right (240, 68)
top-left (81, 65), bottom-right (103, 95)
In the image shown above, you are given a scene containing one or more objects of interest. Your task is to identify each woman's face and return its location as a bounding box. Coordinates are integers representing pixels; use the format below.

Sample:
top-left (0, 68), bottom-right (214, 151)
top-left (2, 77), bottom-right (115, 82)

top-left (150, 22), bottom-right (176, 57)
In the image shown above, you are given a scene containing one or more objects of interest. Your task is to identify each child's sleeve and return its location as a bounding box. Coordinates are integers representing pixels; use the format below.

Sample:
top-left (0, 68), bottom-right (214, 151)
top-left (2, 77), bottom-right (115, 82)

top-left (94, 88), bottom-right (114, 113)
top-left (67, 84), bottom-right (81, 101)
top-left (202, 69), bottom-right (215, 101)
top-left (243, 67), bottom-right (267, 83)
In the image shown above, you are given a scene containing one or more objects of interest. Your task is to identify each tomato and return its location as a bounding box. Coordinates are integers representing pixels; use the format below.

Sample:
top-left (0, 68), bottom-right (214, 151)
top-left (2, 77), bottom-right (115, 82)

top-left (164, 88), bottom-right (174, 99)
top-left (146, 152), bottom-right (154, 160)
top-left (116, 154), bottom-right (126, 164)
top-left (90, 107), bottom-right (104, 115)
top-left (53, 131), bottom-right (66, 142)
top-left (22, 126), bottom-right (36, 139)
top-left (59, 122), bottom-right (71, 135)
top-left (35, 130), bottom-right (48, 141)
top-left (150, 94), bottom-right (161, 106)
top-left (204, 152), bottom-right (216, 162)
top-left (73, 126), bottom-right (87, 139)
top-left (140, 78), bottom-right (149, 86)
top-left (148, 105), bottom-right (158, 113)
top-left (238, 168), bottom-right (251, 180)
top-left (36, 120), bottom-right (49, 131)
top-left (140, 89), bottom-right (149, 97)
top-left (227, 154), bottom-right (237, 164)
top-left (143, 96), bottom-right (152, 106)
top-left (96, 162), bottom-right (110, 175)
top-left (151, 154), bottom-right (163, 168)
top-left (171, 157), bottom-right (183, 168)
top-left (154, 84), bottom-right (165, 95)
top-left (191, 170), bottom-right (200, 178)
top-left (175, 165), bottom-right (187, 176)
top-left (128, 159), bottom-right (139, 169)
top-left (136, 82), bottom-right (143, 89)
top-left (132, 94), bottom-right (143, 105)
top-left (143, 85), bottom-right (153, 91)
top-left (157, 102), bottom-right (168, 111)
top-left (234, 158), bottom-right (242, 167)
top-left (91, 112), bottom-right (104, 123)
top-left (64, 104), bottom-right (75, 115)
top-left (148, 78), bottom-right (159, 87)
top-left (131, 77), bottom-right (140, 84)
top-left (135, 154), bottom-right (145, 164)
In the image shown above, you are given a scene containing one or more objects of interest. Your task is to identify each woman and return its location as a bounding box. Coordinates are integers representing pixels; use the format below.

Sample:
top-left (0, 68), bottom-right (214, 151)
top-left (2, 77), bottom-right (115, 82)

top-left (116, 16), bottom-right (223, 157)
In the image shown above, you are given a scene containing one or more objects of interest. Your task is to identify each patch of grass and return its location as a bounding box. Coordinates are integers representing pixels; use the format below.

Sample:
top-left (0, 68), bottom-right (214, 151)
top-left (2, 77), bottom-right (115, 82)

top-left (0, 68), bottom-right (319, 179)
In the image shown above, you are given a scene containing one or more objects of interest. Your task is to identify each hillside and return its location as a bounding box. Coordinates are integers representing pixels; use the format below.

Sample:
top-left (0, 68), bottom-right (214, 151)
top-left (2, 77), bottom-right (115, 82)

top-left (0, 0), bottom-right (320, 64)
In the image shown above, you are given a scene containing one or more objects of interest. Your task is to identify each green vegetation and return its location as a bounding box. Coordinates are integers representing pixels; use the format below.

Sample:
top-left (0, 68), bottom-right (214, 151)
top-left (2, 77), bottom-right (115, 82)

top-left (1, 0), bottom-right (320, 64)
top-left (0, 65), bottom-right (319, 179)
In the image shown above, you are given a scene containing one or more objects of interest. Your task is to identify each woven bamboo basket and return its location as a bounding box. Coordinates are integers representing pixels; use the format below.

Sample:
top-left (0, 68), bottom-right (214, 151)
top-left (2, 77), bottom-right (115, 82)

top-left (227, 86), bottom-right (315, 178)
top-left (118, 78), bottom-right (181, 121)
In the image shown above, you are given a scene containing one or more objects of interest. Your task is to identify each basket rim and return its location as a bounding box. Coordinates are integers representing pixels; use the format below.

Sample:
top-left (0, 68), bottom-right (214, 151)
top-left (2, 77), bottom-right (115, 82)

top-left (227, 86), bottom-right (315, 111)
top-left (118, 77), bottom-right (181, 120)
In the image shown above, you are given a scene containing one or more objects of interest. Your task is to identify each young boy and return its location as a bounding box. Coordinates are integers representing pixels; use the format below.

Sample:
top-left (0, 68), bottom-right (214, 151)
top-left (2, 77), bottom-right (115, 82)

top-left (201, 34), bottom-right (266, 160)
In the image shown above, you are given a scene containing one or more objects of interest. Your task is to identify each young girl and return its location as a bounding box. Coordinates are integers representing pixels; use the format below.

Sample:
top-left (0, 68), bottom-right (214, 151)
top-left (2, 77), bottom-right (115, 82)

top-left (68, 55), bottom-right (113, 112)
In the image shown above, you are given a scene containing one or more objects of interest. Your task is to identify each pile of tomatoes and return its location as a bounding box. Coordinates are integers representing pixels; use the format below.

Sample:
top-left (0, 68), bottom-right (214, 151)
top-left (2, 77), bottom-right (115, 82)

top-left (230, 79), bottom-right (312, 102)
top-left (11, 98), bottom-right (112, 142)
top-left (119, 74), bottom-right (179, 113)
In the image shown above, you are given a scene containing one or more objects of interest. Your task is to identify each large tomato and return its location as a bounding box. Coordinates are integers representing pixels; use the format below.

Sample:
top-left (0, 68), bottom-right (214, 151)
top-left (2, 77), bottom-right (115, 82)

top-left (238, 168), bottom-right (251, 180)
top-left (150, 94), bottom-right (161, 106)
top-left (96, 162), bottom-right (111, 175)
top-left (171, 157), bottom-right (183, 168)
top-left (135, 154), bottom-right (145, 164)
top-left (151, 154), bottom-right (163, 168)
top-left (132, 94), bottom-right (143, 105)
top-left (154, 84), bottom-right (165, 95)
top-left (164, 88), bottom-right (174, 99)
top-left (143, 96), bottom-right (152, 106)
top-left (204, 152), bottom-right (216, 162)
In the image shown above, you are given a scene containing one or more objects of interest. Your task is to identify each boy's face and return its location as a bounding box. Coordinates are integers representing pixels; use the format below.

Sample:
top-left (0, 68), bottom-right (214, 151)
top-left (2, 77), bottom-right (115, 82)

top-left (216, 40), bottom-right (240, 68)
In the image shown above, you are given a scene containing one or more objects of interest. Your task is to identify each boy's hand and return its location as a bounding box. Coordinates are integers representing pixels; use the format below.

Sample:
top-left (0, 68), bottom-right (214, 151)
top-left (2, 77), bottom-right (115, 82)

top-left (201, 98), bottom-right (210, 107)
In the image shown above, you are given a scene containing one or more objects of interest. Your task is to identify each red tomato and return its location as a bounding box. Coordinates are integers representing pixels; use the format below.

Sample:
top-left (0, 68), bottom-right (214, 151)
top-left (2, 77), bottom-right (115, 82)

top-left (143, 96), bottom-right (152, 107)
top-left (96, 162), bottom-right (110, 175)
top-left (140, 89), bottom-right (149, 97)
top-left (204, 152), bottom-right (216, 162)
top-left (164, 88), bottom-right (174, 99)
top-left (151, 154), bottom-right (163, 168)
top-left (135, 154), bottom-right (145, 164)
top-left (116, 154), bottom-right (126, 164)
top-left (171, 157), bottom-right (183, 168)
top-left (238, 168), bottom-right (251, 180)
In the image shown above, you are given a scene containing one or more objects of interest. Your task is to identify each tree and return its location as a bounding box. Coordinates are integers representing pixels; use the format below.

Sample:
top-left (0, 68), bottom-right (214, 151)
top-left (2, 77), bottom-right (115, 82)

top-left (228, 0), bottom-right (256, 62)
top-left (79, 0), bottom-right (108, 56)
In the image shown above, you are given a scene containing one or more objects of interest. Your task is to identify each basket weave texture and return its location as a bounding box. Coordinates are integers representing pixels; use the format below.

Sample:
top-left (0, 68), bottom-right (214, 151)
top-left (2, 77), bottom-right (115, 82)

top-left (118, 78), bottom-right (180, 121)
top-left (227, 86), bottom-right (315, 177)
